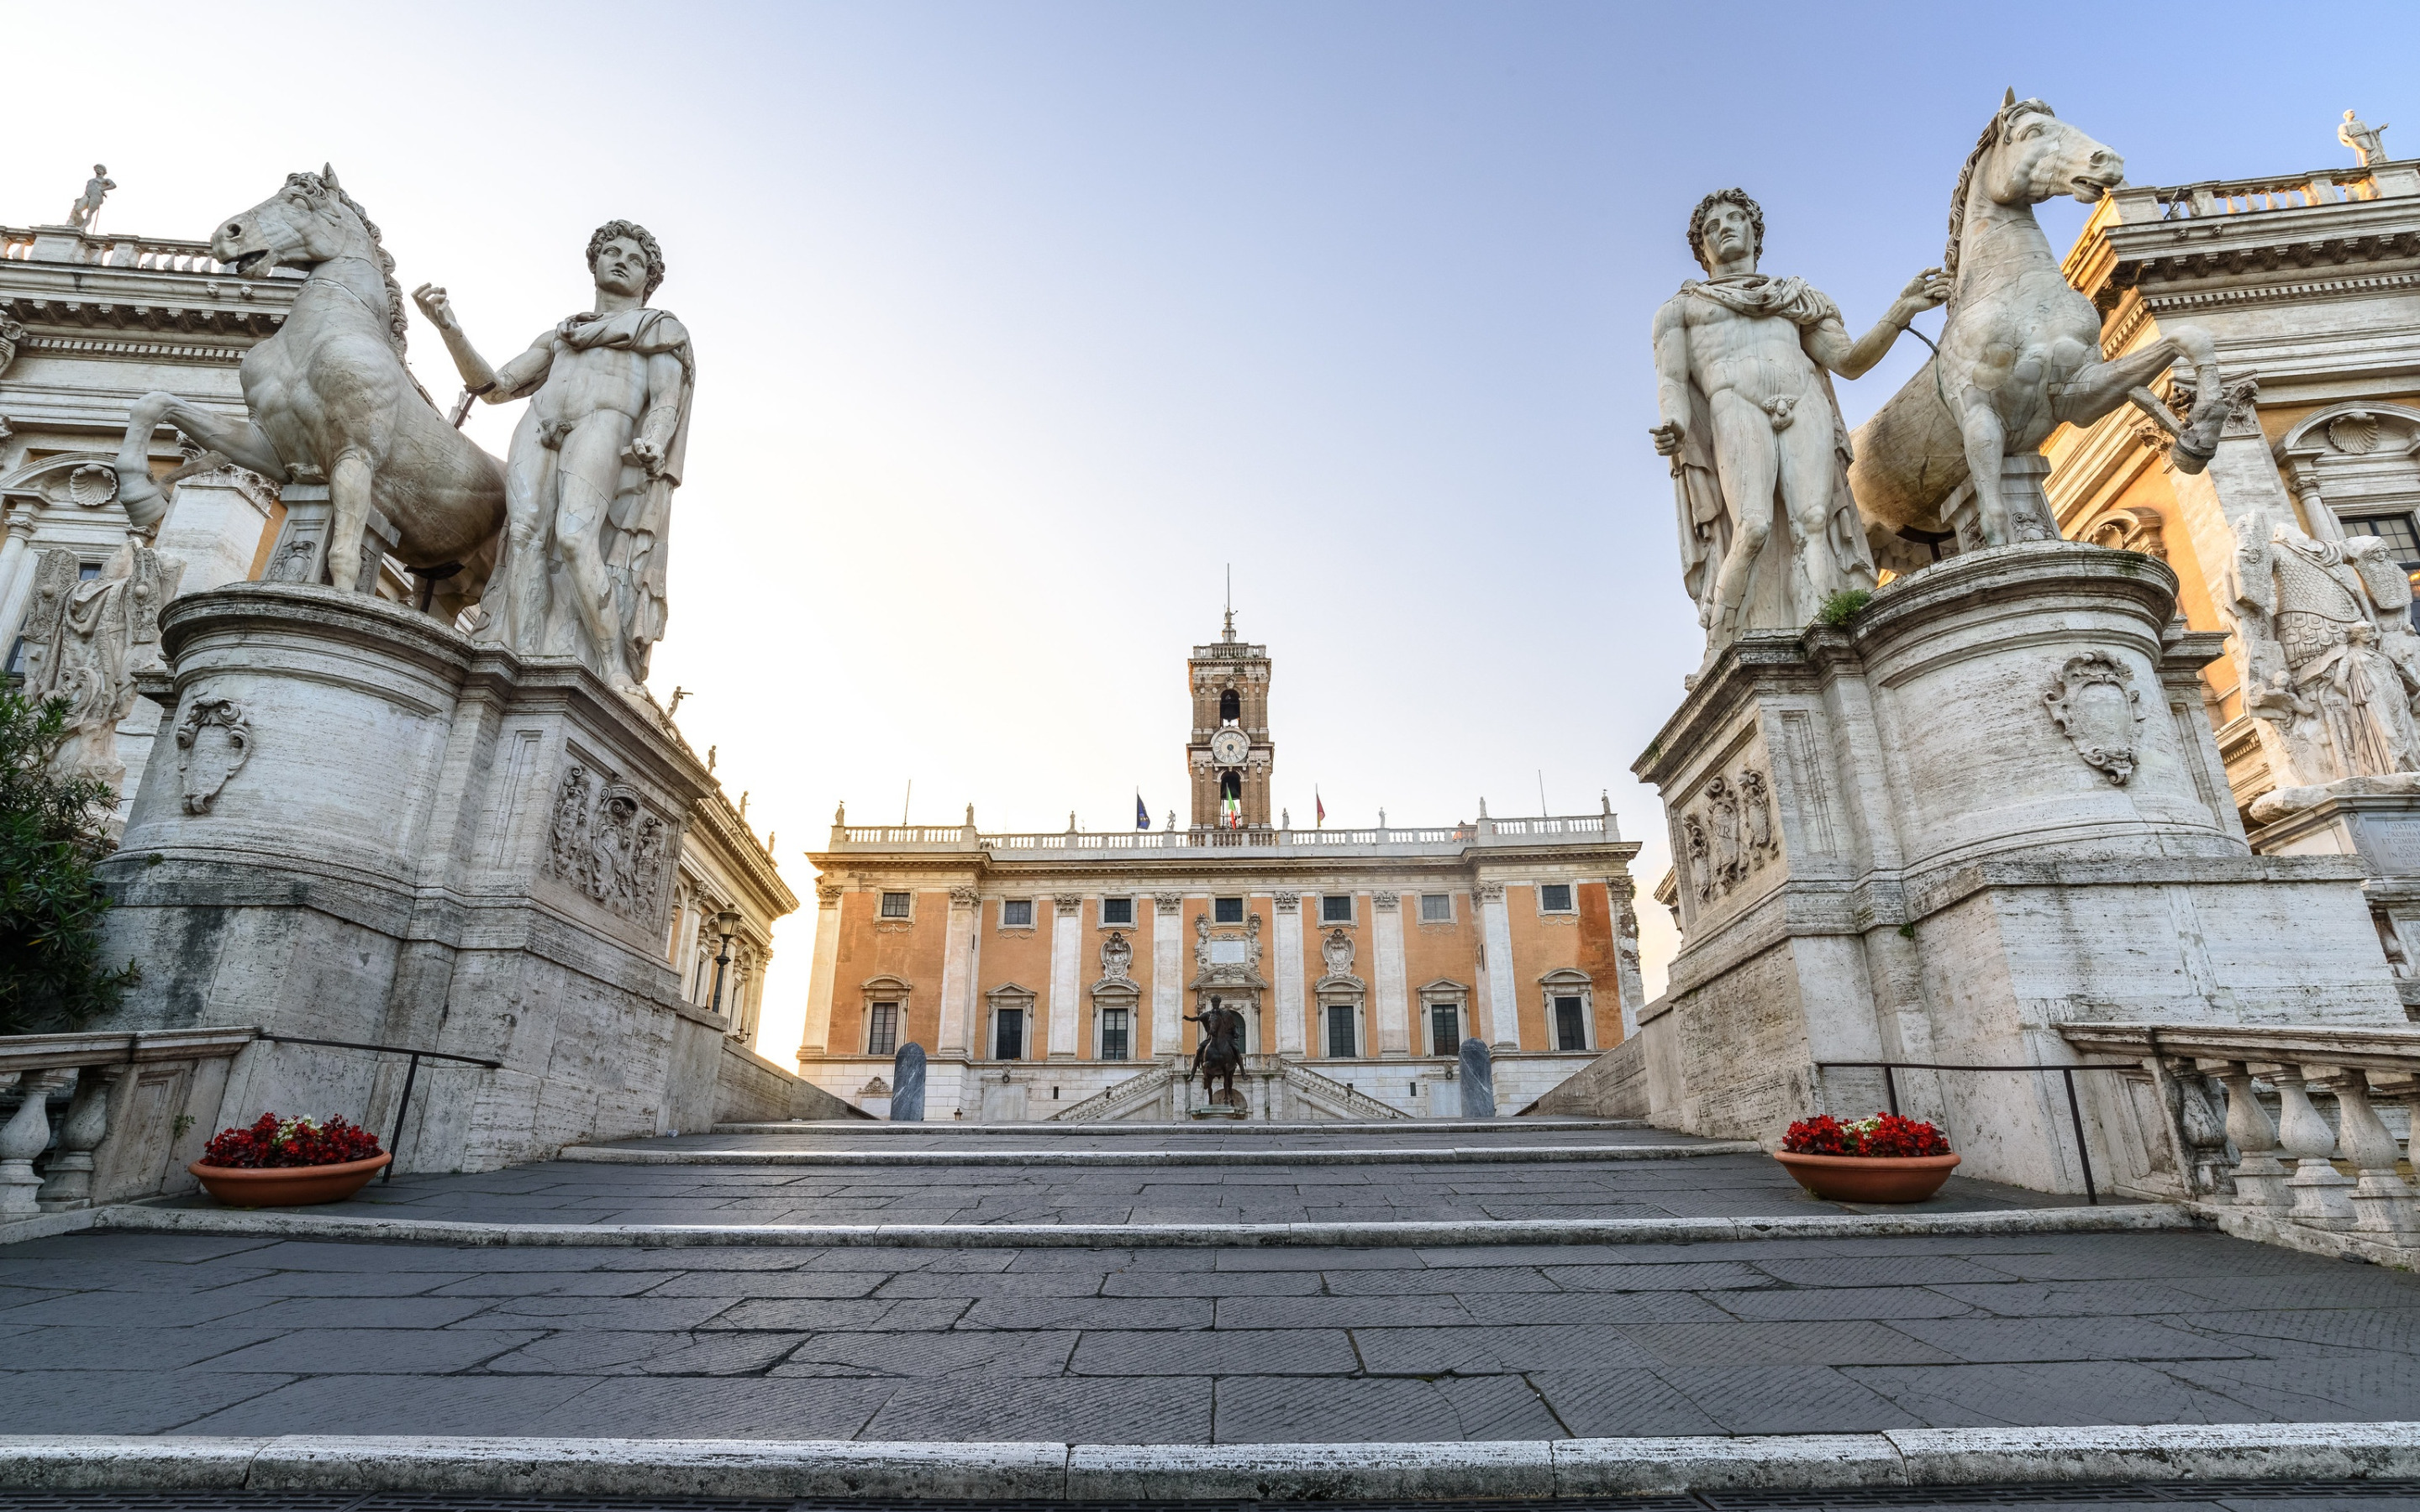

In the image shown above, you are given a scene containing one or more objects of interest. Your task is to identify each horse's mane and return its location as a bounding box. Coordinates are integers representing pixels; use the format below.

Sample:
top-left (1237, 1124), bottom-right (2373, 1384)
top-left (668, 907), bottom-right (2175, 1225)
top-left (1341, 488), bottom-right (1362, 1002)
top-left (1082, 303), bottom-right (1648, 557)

top-left (288, 171), bottom-right (408, 358)
top-left (1943, 97), bottom-right (2053, 302)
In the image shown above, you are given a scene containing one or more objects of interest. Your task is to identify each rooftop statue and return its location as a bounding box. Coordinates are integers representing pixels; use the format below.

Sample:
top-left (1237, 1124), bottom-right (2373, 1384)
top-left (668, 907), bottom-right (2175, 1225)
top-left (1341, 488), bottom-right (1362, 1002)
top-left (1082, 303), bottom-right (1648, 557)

top-left (2340, 109), bottom-right (2391, 167)
top-left (1849, 92), bottom-right (2242, 554)
top-left (1650, 189), bottom-right (1947, 661)
top-left (107, 166), bottom-right (506, 617)
top-left (66, 165), bottom-right (113, 232)
top-left (414, 223), bottom-right (693, 697)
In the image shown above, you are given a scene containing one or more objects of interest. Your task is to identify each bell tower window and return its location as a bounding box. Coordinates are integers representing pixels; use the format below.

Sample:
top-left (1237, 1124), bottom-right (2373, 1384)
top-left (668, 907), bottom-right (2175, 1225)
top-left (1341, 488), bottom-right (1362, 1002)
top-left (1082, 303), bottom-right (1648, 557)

top-left (1219, 688), bottom-right (1241, 725)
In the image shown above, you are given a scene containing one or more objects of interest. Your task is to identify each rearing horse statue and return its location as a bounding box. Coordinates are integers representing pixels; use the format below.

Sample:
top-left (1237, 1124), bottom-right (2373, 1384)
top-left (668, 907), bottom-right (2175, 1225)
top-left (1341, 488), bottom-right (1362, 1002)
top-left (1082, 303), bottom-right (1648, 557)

top-left (111, 167), bottom-right (504, 606)
top-left (1849, 92), bottom-right (2240, 553)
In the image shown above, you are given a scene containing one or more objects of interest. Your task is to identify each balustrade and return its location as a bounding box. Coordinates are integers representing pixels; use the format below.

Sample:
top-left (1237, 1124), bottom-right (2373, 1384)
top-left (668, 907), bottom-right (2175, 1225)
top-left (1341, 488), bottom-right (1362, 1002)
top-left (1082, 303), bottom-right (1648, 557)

top-left (2060, 1023), bottom-right (2420, 1251)
top-left (0, 1028), bottom-right (257, 1220)
top-left (2154, 168), bottom-right (2386, 219)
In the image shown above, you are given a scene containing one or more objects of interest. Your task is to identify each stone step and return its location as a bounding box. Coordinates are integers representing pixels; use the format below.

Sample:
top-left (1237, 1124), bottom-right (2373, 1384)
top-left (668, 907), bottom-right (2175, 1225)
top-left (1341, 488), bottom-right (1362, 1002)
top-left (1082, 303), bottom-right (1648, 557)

top-left (555, 1141), bottom-right (1760, 1168)
top-left (3, 1420), bottom-right (2410, 1501)
top-left (78, 1200), bottom-right (2193, 1250)
top-left (712, 1117), bottom-right (1649, 1137)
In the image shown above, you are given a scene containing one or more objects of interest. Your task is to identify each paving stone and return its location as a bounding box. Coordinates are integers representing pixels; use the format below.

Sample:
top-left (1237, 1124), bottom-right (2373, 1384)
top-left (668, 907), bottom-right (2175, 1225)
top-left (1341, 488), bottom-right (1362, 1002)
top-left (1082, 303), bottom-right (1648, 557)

top-left (961, 1295), bottom-right (1213, 1331)
top-left (862, 1374), bottom-right (1213, 1443)
top-left (1213, 1373), bottom-right (1493, 1443)
top-left (0, 1325), bottom-right (288, 1371)
top-left (2163, 1354), bottom-right (2420, 1418)
top-left (1071, 1327), bottom-right (1357, 1376)
top-left (177, 1372), bottom-right (598, 1435)
top-left (771, 1330), bottom-right (1079, 1378)
top-left (212, 1294), bottom-right (500, 1329)
top-left (481, 1329), bottom-right (809, 1375)
top-left (1523, 1368), bottom-right (1727, 1436)
top-left (1213, 1294), bottom-right (1473, 1329)
top-left (704, 1298), bottom-right (968, 1331)
top-left (1538, 1260), bottom-right (1777, 1292)
top-left (1104, 1268), bottom-right (1319, 1297)
top-left (1350, 1323), bottom-right (1663, 1375)
top-left (1709, 1285), bottom-right (1981, 1321)
top-left (0, 1367), bottom-right (295, 1433)
top-left (1844, 1360), bottom-right (2273, 1427)
top-left (2181, 1305), bottom-right (2420, 1356)
top-left (1619, 1319), bottom-right (1965, 1367)
top-left (524, 1376), bottom-right (898, 1438)
top-left (1885, 1315), bottom-right (2261, 1363)
top-left (1657, 1363), bottom-right (1928, 1433)
top-left (876, 1269), bottom-right (1107, 1298)
top-left (202, 1326), bottom-right (546, 1374)
top-left (463, 1294), bottom-right (748, 1330)
top-left (643, 1270), bottom-right (896, 1299)
top-left (0, 1288), bottom-right (286, 1327)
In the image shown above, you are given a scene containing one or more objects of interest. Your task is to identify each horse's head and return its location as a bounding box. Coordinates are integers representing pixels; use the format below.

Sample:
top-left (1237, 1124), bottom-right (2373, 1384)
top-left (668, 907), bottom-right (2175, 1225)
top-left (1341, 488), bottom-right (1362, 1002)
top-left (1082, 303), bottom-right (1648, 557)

top-left (212, 165), bottom-right (374, 276)
top-left (1972, 92), bottom-right (2124, 209)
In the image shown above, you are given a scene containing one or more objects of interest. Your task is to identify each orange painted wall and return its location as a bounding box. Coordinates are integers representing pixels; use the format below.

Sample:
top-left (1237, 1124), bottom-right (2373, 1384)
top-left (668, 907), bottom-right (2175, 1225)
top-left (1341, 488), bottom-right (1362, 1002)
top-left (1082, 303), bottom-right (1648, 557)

top-left (827, 890), bottom-right (952, 1054)
top-left (1397, 891), bottom-right (1481, 1055)
top-left (975, 896), bottom-right (1053, 1058)
top-left (1502, 882), bottom-right (1616, 1050)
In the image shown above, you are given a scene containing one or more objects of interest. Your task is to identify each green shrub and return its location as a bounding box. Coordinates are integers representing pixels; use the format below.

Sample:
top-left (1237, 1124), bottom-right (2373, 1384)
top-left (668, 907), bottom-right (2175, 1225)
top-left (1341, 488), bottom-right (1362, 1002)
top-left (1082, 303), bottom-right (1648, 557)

top-left (1814, 589), bottom-right (1873, 627)
top-left (0, 691), bottom-right (139, 1035)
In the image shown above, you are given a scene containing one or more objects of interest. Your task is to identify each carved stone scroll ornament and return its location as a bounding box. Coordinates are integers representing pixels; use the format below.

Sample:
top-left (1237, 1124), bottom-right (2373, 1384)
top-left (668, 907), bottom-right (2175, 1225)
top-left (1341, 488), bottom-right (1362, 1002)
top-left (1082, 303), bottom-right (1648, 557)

top-left (2043, 652), bottom-right (2147, 785)
top-left (174, 697), bottom-right (251, 814)
top-left (1321, 928), bottom-right (1355, 978)
top-left (1100, 931), bottom-right (1133, 980)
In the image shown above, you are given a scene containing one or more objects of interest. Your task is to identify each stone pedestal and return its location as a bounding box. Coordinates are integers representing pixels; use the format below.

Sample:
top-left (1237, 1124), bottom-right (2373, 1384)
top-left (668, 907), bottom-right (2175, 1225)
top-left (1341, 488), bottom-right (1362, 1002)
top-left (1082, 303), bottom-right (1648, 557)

top-left (2250, 786), bottom-right (2420, 1016)
top-left (94, 582), bottom-right (724, 1172)
top-left (1634, 542), bottom-right (2405, 1194)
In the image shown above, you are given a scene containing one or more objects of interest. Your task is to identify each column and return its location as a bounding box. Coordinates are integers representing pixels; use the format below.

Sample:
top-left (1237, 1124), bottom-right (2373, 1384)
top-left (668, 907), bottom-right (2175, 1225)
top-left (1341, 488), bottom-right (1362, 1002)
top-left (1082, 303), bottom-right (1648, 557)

top-left (1046, 895), bottom-right (1082, 1058)
top-left (797, 885), bottom-right (844, 1058)
top-left (1152, 892), bottom-right (1184, 1060)
top-left (1478, 882), bottom-right (1518, 1049)
top-left (1272, 892), bottom-right (1306, 1056)
top-left (0, 506), bottom-right (39, 644)
top-left (936, 886), bottom-right (977, 1054)
top-left (1371, 890), bottom-right (1410, 1056)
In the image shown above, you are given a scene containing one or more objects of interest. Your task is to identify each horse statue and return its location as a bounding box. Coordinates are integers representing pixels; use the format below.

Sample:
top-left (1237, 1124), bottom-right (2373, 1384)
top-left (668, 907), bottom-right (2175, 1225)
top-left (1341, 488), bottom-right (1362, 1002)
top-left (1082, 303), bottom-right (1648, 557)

top-left (1849, 92), bottom-right (2243, 555)
top-left (1186, 999), bottom-right (1245, 1109)
top-left (109, 166), bottom-right (504, 613)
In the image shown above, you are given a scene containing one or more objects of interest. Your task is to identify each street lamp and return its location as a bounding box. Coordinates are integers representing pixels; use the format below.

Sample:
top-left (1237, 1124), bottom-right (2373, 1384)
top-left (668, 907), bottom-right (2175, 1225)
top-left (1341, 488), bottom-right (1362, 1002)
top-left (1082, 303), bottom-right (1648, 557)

top-left (709, 909), bottom-right (742, 1020)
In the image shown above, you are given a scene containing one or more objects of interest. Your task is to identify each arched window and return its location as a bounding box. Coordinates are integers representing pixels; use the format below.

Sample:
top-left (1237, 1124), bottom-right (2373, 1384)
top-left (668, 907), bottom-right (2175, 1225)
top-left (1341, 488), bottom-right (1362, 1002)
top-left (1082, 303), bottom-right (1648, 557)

top-left (1218, 688), bottom-right (1240, 724)
top-left (1221, 769), bottom-right (1242, 802)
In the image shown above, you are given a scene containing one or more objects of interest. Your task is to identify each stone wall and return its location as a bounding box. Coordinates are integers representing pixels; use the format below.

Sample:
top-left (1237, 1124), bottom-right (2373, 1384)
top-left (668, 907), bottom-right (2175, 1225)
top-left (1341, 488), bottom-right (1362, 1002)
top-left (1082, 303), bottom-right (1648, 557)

top-left (1523, 1032), bottom-right (1648, 1119)
top-left (714, 1039), bottom-right (865, 1125)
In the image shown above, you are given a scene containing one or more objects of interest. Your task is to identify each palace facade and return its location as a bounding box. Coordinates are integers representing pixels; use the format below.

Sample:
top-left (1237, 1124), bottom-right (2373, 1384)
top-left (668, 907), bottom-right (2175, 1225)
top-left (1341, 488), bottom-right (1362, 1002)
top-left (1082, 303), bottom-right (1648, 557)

top-left (797, 619), bottom-right (1645, 1121)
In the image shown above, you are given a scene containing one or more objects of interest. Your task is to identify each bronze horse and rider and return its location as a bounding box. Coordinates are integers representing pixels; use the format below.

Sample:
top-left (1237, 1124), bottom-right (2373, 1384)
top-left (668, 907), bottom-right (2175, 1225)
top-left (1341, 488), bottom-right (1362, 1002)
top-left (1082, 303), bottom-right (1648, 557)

top-left (1186, 997), bottom-right (1246, 1109)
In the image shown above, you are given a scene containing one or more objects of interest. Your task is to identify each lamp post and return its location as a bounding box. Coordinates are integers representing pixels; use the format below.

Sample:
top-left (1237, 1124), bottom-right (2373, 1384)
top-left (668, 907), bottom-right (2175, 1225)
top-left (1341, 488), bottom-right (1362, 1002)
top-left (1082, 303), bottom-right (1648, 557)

top-left (709, 909), bottom-right (742, 1021)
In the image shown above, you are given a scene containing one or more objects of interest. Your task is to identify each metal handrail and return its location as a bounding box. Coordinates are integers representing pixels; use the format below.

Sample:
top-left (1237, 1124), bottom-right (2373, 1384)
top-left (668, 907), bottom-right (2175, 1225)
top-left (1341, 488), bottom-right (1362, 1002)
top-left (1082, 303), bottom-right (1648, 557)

top-left (254, 1032), bottom-right (502, 1182)
top-left (1813, 1059), bottom-right (2135, 1206)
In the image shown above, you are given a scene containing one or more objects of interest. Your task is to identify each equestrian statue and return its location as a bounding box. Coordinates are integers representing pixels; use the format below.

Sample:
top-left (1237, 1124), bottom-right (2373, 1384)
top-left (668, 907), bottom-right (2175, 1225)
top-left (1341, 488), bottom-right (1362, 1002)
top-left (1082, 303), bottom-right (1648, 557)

top-left (1186, 997), bottom-right (1246, 1110)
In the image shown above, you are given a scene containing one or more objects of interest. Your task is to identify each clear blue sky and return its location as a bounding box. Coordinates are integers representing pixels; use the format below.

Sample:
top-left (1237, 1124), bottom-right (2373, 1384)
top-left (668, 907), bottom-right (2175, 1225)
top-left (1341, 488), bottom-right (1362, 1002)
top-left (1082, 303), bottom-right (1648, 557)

top-left (9, 2), bottom-right (2414, 1052)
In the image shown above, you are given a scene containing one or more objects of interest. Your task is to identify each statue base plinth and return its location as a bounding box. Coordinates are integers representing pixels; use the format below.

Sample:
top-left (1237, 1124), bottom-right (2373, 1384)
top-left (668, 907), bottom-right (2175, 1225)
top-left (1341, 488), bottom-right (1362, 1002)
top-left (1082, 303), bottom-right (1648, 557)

top-left (1630, 543), bottom-right (2405, 1194)
top-left (95, 582), bottom-right (724, 1173)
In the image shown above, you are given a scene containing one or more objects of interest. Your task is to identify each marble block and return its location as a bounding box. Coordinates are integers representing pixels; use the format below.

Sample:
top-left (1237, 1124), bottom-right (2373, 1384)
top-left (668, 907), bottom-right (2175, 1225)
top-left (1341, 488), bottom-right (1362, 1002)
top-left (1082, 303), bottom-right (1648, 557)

top-left (92, 582), bottom-right (723, 1173)
top-left (1458, 1038), bottom-right (1496, 1119)
top-left (891, 1044), bottom-right (927, 1122)
top-left (1633, 542), bottom-right (2405, 1194)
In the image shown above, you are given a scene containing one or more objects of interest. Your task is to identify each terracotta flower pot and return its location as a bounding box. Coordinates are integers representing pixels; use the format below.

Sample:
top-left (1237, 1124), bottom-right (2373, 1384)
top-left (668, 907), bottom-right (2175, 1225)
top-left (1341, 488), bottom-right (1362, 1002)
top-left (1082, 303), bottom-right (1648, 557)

top-left (189, 1152), bottom-right (392, 1207)
top-left (1774, 1150), bottom-right (1960, 1204)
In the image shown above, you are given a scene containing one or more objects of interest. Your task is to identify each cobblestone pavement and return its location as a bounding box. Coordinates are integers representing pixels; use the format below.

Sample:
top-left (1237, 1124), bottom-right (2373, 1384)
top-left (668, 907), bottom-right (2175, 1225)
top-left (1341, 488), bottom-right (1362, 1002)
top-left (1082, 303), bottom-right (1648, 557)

top-left (3, 1223), bottom-right (2415, 1442)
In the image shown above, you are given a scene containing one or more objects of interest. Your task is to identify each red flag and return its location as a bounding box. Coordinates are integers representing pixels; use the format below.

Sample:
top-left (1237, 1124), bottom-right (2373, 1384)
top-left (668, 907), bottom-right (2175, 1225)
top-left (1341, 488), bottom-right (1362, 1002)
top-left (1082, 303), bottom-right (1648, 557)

top-left (1315, 790), bottom-right (1324, 827)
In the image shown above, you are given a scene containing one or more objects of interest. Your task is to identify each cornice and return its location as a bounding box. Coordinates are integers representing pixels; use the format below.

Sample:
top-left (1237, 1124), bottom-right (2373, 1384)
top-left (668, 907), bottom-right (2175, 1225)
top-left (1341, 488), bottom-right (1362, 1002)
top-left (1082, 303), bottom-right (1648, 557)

top-left (688, 788), bottom-right (799, 915)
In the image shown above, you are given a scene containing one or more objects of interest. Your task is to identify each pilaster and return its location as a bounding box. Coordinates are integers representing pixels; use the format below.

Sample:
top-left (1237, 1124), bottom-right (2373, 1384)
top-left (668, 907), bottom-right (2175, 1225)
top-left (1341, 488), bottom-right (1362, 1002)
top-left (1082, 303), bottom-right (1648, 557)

top-left (1046, 895), bottom-right (1082, 1058)
top-left (1272, 891), bottom-right (1306, 1056)
top-left (1478, 882), bottom-right (1517, 1049)
top-left (1371, 890), bottom-right (1409, 1055)
top-left (0, 505), bottom-right (40, 643)
top-left (936, 886), bottom-right (977, 1054)
top-left (800, 885), bottom-right (843, 1058)
top-left (1152, 892), bottom-right (1184, 1060)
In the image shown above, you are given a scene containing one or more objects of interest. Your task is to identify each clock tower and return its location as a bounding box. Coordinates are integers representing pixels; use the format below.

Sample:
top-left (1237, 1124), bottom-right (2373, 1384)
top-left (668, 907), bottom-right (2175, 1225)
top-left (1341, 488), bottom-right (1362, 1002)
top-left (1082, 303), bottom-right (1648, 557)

top-left (1187, 610), bottom-right (1274, 831)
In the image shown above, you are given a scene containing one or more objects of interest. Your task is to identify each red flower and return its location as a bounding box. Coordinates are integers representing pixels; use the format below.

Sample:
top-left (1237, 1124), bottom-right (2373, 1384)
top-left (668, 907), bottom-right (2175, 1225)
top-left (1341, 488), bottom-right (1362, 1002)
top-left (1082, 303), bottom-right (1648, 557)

top-left (1782, 1111), bottom-right (1950, 1158)
top-left (200, 1113), bottom-right (384, 1168)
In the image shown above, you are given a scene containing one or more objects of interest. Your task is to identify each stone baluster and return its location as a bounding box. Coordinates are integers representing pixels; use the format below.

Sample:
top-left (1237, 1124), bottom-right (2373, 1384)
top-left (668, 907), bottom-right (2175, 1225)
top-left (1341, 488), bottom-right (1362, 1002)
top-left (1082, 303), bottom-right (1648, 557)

top-left (2218, 1062), bottom-right (2291, 1208)
top-left (2333, 1069), bottom-right (2420, 1239)
top-left (33, 1067), bottom-right (117, 1211)
top-left (2272, 1065), bottom-right (2356, 1230)
top-left (0, 1071), bottom-right (60, 1217)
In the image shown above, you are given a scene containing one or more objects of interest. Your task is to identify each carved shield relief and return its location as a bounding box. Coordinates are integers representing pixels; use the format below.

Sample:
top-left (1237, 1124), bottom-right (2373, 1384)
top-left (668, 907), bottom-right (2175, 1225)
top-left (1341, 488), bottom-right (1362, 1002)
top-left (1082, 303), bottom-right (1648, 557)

top-left (2044, 653), bottom-right (2145, 785)
top-left (175, 696), bottom-right (252, 814)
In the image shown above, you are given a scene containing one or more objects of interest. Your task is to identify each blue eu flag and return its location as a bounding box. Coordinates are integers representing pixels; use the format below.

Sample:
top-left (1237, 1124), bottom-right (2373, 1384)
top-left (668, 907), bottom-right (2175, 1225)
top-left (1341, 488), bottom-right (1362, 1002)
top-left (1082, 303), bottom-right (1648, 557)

top-left (1136, 793), bottom-right (1150, 830)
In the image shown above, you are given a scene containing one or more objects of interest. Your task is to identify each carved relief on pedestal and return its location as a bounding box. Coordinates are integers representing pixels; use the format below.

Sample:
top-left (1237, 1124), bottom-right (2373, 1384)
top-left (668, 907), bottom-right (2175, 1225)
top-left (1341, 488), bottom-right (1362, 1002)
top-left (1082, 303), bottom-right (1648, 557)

top-left (544, 762), bottom-right (674, 923)
top-left (174, 696), bottom-right (250, 814)
top-left (1679, 761), bottom-right (1781, 901)
top-left (2044, 652), bottom-right (2147, 785)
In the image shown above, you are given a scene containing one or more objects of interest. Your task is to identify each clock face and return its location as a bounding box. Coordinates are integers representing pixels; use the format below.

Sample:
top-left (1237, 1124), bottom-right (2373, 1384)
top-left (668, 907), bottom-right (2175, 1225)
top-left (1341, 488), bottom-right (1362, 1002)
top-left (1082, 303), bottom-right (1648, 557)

top-left (1209, 729), bottom-right (1249, 766)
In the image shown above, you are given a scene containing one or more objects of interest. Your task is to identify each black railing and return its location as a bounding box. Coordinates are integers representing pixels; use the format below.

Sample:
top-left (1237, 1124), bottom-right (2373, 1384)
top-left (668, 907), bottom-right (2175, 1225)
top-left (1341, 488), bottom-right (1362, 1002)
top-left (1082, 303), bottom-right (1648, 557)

top-left (1812, 1059), bottom-right (2135, 1206)
top-left (255, 1032), bottom-right (502, 1181)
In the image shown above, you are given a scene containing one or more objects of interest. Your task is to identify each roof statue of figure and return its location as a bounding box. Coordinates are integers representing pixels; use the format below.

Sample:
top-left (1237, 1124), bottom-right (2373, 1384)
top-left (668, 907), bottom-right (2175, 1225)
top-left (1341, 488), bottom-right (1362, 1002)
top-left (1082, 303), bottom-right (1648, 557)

top-left (66, 165), bottom-right (113, 231)
top-left (414, 221), bottom-right (696, 699)
top-left (2341, 109), bottom-right (2391, 167)
top-left (1649, 188), bottom-right (1947, 670)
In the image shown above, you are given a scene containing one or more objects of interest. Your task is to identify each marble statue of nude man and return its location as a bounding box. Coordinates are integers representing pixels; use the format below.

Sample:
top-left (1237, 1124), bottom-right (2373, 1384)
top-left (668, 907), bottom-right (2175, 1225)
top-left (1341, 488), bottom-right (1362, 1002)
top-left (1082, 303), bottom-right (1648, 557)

top-left (1650, 189), bottom-right (1947, 660)
top-left (413, 222), bottom-right (693, 696)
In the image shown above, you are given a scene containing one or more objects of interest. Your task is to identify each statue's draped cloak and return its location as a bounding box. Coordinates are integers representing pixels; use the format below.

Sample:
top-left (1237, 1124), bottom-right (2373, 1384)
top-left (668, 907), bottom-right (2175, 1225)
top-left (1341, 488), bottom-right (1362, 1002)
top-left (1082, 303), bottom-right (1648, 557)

top-left (1667, 276), bottom-right (1873, 628)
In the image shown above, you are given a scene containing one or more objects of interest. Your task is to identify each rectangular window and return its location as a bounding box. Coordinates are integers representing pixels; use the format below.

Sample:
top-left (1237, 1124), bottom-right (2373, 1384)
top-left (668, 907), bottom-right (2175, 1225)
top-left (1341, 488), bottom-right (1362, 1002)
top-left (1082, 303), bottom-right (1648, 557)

top-left (879, 891), bottom-right (912, 919)
top-left (1100, 1008), bottom-right (1129, 1061)
top-left (2344, 512), bottom-right (2420, 560)
top-left (867, 1003), bottom-right (900, 1056)
top-left (994, 1008), bottom-right (1023, 1060)
top-left (1539, 883), bottom-right (1575, 913)
top-left (1213, 896), bottom-right (1244, 924)
top-left (1554, 995), bottom-right (1587, 1052)
top-left (1101, 896), bottom-right (1134, 926)
top-left (1419, 893), bottom-right (1452, 923)
top-left (1430, 1002), bottom-right (1461, 1056)
top-left (1002, 899), bottom-right (1033, 927)
top-left (1321, 894), bottom-right (1354, 924)
top-left (1327, 1005), bottom-right (1358, 1058)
